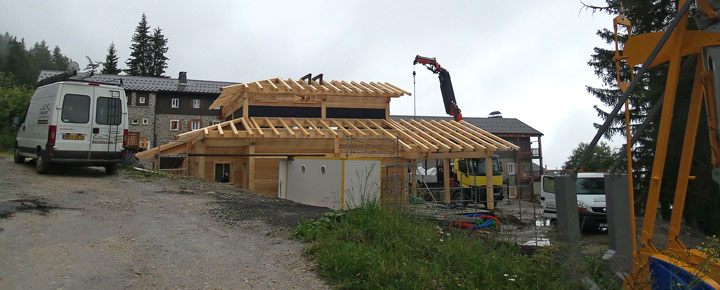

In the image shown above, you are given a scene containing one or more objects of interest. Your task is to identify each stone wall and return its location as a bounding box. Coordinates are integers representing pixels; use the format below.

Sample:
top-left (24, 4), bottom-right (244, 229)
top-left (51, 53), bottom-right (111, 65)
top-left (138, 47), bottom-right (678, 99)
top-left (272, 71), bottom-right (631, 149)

top-left (127, 92), bottom-right (156, 149)
top-left (155, 113), bottom-right (222, 144)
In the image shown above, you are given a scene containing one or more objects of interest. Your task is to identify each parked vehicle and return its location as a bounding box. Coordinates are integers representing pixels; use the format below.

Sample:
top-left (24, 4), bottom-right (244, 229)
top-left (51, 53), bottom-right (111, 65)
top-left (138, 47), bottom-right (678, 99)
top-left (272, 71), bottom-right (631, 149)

top-left (540, 172), bottom-right (607, 229)
top-left (14, 81), bottom-right (128, 174)
top-left (414, 157), bottom-right (505, 208)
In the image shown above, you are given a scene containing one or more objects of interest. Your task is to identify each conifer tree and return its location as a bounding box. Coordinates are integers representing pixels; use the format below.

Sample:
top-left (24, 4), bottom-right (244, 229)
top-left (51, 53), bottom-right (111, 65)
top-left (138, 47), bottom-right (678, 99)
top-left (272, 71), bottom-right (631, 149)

top-left (101, 43), bottom-right (121, 74)
top-left (126, 14), bottom-right (151, 76)
top-left (149, 27), bottom-right (168, 77)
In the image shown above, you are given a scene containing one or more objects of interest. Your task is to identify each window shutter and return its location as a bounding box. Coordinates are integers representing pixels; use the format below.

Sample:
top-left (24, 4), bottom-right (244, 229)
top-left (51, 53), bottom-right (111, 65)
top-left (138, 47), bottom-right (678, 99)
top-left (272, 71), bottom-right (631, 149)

top-left (199, 120), bottom-right (203, 128)
top-left (187, 120), bottom-right (191, 130)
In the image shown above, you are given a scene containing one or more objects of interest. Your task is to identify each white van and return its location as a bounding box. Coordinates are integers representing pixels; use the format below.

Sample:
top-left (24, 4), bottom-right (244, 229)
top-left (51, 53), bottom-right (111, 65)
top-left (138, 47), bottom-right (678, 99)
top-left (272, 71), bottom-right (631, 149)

top-left (540, 172), bottom-right (607, 228)
top-left (14, 81), bottom-right (128, 174)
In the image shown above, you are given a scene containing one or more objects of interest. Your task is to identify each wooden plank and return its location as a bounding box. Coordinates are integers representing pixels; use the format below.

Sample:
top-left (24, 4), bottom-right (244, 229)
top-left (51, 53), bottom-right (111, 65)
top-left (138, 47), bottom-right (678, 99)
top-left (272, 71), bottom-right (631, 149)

top-left (240, 117), bottom-right (254, 136)
top-left (324, 81), bottom-right (341, 92)
top-left (318, 119), bottom-right (338, 136)
top-left (436, 122), bottom-right (490, 151)
top-left (342, 119), bottom-right (367, 136)
top-left (332, 80), bottom-right (354, 93)
top-left (356, 119), bottom-right (380, 136)
top-left (329, 118), bottom-right (352, 136)
top-left (400, 119), bottom-right (453, 151)
top-left (203, 128), bottom-right (209, 136)
top-left (278, 118), bottom-right (296, 136)
top-left (352, 81), bottom-right (375, 94)
top-left (229, 121), bottom-right (239, 135)
top-left (255, 81), bottom-right (264, 90)
top-left (372, 82), bottom-right (400, 95)
top-left (444, 159), bottom-right (450, 204)
top-left (216, 124), bottom-right (224, 135)
top-left (343, 81), bottom-right (365, 94)
top-left (305, 119), bottom-right (325, 136)
top-left (250, 117), bottom-right (264, 136)
top-left (265, 117), bottom-right (280, 136)
top-left (291, 118), bottom-right (310, 136)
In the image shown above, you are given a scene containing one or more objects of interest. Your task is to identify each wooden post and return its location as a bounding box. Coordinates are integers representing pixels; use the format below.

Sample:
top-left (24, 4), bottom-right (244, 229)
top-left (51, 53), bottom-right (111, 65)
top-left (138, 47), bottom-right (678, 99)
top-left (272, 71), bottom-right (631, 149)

top-left (411, 159), bottom-right (417, 197)
top-left (248, 142), bottom-right (255, 191)
top-left (196, 141), bottom-right (206, 179)
top-left (242, 97), bottom-right (249, 118)
top-left (443, 159), bottom-right (451, 204)
top-left (485, 156), bottom-right (494, 210)
top-left (321, 101), bottom-right (327, 118)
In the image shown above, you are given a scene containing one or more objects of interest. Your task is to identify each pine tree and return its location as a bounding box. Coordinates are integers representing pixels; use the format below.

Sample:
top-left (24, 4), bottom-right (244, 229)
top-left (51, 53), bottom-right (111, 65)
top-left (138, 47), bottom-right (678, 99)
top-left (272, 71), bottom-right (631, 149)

top-left (149, 27), bottom-right (168, 77)
top-left (126, 14), bottom-right (151, 76)
top-left (586, 1), bottom-right (719, 235)
top-left (5, 38), bottom-right (34, 84)
top-left (51, 46), bottom-right (70, 71)
top-left (101, 42), bottom-right (121, 74)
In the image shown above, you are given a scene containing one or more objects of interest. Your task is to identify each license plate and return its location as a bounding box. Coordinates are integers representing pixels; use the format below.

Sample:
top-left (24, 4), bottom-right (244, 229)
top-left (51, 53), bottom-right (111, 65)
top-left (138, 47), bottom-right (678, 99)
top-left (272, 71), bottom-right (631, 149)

top-left (62, 134), bottom-right (85, 140)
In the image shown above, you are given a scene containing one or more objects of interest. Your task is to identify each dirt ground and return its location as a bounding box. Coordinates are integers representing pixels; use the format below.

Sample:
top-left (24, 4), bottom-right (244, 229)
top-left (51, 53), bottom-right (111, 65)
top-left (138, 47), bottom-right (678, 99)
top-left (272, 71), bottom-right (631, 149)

top-left (0, 157), bottom-right (330, 290)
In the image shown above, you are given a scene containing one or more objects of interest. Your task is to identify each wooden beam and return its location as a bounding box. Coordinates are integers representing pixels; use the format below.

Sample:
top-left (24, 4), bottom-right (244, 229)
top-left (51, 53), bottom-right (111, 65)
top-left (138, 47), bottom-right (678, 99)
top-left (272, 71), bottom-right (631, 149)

top-left (411, 159), bottom-right (418, 197)
top-left (265, 117), bottom-right (280, 136)
top-left (384, 82), bottom-right (411, 95)
top-left (240, 117), bottom-right (254, 136)
top-left (343, 119), bottom-right (367, 136)
top-left (318, 119), bottom-right (338, 136)
top-left (329, 118), bottom-right (353, 136)
top-left (444, 159), bottom-right (450, 204)
top-left (278, 118), bottom-right (295, 136)
top-left (305, 119), bottom-right (325, 136)
top-left (229, 121), bottom-right (239, 135)
top-left (266, 79), bottom-right (278, 90)
top-left (250, 117), bottom-right (264, 136)
top-left (400, 119), bottom-right (454, 151)
top-left (291, 118), bottom-right (310, 136)
top-left (485, 156), bottom-right (494, 210)
top-left (424, 120), bottom-right (475, 150)
top-left (324, 81), bottom-right (341, 92)
top-left (356, 119), bottom-right (380, 136)
top-left (352, 81), bottom-right (375, 94)
top-left (458, 121), bottom-right (518, 150)
top-left (342, 80), bottom-right (364, 94)
top-left (288, 78), bottom-right (306, 91)
top-left (437, 120), bottom-right (491, 150)
top-left (254, 81), bottom-right (264, 90)
top-left (216, 124), bottom-right (224, 135)
top-left (382, 120), bottom-right (431, 151)
top-left (276, 78), bottom-right (292, 90)
top-left (203, 128), bottom-right (209, 136)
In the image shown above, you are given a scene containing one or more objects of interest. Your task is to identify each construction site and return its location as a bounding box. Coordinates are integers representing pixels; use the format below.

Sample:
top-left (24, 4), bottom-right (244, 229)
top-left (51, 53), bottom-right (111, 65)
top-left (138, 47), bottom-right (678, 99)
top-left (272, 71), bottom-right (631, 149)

top-left (3, 0), bottom-right (720, 289)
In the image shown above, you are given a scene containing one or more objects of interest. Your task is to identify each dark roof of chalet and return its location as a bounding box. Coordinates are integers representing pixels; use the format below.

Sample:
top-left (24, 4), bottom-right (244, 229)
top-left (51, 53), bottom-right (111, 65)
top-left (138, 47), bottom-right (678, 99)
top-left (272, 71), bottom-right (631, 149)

top-left (37, 70), bottom-right (238, 94)
top-left (391, 115), bottom-right (543, 136)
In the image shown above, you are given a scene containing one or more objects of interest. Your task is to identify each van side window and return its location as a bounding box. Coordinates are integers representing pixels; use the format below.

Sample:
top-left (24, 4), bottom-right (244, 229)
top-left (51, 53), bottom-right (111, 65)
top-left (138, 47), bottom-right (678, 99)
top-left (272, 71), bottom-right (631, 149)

top-left (61, 94), bottom-right (90, 123)
top-left (542, 176), bottom-right (555, 193)
top-left (96, 97), bottom-right (122, 125)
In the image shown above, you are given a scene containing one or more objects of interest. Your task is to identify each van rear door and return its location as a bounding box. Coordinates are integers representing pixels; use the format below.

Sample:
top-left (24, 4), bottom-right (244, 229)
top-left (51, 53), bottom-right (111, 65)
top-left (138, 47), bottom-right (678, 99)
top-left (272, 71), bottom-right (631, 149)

top-left (540, 175), bottom-right (557, 218)
top-left (89, 86), bottom-right (124, 159)
top-left (56, 85), bottom-right (93, 158)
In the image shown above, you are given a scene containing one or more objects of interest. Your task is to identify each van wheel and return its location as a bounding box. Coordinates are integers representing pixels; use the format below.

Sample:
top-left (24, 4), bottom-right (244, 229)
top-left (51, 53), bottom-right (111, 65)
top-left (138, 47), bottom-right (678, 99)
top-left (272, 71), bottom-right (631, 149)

top-left (13, 148), bottom-right (25, 164)
top-left (105, 164), bottom-right (117, 175)
top-left (36, 151), bottom-right (49, 174)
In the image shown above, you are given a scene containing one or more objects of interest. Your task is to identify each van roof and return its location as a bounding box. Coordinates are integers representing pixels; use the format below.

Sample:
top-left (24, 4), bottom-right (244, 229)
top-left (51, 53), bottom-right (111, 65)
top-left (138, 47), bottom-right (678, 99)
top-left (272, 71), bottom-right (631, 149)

top-left (40, 80), bottom-right (123, 90)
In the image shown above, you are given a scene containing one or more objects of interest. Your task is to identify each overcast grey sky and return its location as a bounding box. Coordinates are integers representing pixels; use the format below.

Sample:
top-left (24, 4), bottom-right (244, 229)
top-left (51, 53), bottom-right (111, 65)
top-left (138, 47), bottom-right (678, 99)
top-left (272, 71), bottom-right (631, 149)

top-left (0, 0), bottom-right (622, 169)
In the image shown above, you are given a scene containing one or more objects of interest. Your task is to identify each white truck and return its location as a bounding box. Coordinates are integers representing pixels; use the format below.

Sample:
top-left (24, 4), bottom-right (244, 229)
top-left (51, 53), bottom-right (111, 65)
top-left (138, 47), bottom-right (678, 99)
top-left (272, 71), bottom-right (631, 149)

top-left (14, 81), bottom-right (128, 174)
top-left (540, 172), bottom-right (608, 229)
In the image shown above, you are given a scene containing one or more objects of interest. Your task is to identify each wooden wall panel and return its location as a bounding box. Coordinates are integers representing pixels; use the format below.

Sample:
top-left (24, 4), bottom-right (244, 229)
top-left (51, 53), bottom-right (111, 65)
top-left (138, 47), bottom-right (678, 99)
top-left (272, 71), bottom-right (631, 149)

top-left (253, 158), bottom-right (280, 197)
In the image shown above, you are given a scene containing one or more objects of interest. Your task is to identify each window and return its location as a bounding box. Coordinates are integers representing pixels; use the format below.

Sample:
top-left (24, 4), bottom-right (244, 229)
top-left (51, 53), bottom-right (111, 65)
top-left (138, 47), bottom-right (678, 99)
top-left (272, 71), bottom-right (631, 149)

top-left (193, 99), bottom-right (201, 109)
top-left (211, 120), bottom-right (221, 126)
top-left (96, 97), bottom-right (122, 125)
top-left (215, 163), bottom-right (231, 183)
top-left (171, 98), bottom-right (180, 108)
top-left (127, 94), bottom-right (132, 106)
top-left (131, 119), bottom-right (139, 125)
top-left (542, 176), bottom-right (555, 193)
top-left (507, 163), bottom-right (515, 175)
top-left (142, 118), bottom-right (149, 125)
top-left (170, 120), bottom-right (180, 130)
top-left (136, 93), bottom-right (148, 106)
top-left (61, 94), bottom-right (90, 123)
top-left (191, 120), bottom-right (201, 130)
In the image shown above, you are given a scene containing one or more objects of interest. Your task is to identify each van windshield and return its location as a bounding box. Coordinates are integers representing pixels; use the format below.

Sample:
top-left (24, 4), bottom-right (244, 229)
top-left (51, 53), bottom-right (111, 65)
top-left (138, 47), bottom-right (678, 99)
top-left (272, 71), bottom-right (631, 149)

top-left (576, 177), bottom-right (604, 195)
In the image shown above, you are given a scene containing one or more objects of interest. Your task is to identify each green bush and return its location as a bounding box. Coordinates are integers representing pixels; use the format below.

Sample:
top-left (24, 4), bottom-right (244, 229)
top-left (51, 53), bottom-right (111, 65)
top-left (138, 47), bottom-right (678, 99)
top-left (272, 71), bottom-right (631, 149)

top-left (295, 206), bottom-right (607, 289)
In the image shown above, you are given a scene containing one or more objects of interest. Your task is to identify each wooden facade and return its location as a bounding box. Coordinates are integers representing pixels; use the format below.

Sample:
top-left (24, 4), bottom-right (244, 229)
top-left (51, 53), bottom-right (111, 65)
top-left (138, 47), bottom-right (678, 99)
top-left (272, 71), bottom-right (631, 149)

top-left (136, 77), bottom-right (519, 206)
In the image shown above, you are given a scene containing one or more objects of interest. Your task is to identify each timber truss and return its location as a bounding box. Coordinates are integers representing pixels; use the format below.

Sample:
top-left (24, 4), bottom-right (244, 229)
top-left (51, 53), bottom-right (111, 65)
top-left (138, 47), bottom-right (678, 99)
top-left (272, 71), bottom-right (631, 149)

top-left (137, 117), bottom-right (519, 160)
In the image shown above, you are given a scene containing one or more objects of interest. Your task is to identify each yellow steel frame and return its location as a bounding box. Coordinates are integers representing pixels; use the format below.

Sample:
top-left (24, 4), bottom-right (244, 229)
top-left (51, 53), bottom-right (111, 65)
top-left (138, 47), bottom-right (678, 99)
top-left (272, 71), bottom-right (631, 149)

top-left (614, 1), bottom-right (720, 288)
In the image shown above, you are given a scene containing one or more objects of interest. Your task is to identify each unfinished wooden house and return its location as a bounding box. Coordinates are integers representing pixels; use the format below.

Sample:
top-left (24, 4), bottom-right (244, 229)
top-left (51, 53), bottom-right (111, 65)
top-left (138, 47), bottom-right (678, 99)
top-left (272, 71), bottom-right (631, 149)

top-left (136, 77), bottom-right (518, 208)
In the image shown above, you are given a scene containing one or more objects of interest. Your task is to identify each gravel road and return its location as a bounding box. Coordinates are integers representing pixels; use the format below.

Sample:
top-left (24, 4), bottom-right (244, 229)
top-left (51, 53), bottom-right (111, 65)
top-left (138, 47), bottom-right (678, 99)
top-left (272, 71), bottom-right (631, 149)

top-left (0, 157), bottom-right (330, 289)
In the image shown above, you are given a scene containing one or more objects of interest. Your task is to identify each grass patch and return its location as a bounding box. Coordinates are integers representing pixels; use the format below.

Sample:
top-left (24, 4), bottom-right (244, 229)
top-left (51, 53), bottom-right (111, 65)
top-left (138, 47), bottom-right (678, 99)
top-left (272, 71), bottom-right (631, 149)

top-left (296, 205), bottom-right (618, 289)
